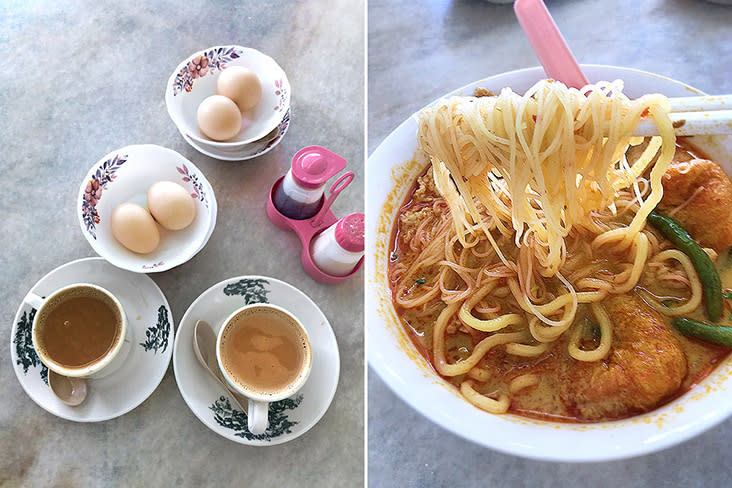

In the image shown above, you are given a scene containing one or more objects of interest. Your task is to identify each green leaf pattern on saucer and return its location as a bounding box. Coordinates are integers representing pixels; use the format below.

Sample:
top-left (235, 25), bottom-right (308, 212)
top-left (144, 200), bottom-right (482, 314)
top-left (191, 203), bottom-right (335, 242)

top-left (13, 308), bottom-right (49, 385)
top-left (223, 278), bottom-right (270, 304)
top-left (140, 305), bottom-right (171, 354)
top-left (210, 394), bottom-right (303, 441)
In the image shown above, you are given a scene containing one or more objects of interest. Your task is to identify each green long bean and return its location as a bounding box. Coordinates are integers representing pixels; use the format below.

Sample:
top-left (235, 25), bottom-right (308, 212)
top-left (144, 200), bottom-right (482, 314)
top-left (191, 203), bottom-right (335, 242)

top-left (647, 211), bottom-right (723, 322)
top-left (673, 317), bottom-right (732, 348)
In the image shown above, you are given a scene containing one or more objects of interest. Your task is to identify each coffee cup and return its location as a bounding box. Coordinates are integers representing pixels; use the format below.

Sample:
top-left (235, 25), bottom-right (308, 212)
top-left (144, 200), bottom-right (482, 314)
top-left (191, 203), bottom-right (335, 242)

top-left (25, 283), bottom-right (129, 379)
top-left (216, 303), bottom-right (312, 435)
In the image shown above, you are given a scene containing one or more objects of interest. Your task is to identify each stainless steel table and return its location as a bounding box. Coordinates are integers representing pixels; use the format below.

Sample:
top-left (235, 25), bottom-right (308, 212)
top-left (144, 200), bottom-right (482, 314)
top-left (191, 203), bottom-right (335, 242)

top-left (0, 1), bottom-right (364, 485)
top-left (368, 0), bottom-right (732, 486)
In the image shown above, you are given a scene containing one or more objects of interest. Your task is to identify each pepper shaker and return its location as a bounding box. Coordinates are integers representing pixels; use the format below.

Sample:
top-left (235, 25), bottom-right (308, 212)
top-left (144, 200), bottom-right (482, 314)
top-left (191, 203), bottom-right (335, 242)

top-left (310, 213), bottom-right (364, 277)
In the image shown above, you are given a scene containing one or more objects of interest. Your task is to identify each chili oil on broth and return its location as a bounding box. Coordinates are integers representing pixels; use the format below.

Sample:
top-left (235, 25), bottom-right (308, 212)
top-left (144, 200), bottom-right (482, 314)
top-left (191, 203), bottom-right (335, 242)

top-left (388, 139), bottom-right (732, 423)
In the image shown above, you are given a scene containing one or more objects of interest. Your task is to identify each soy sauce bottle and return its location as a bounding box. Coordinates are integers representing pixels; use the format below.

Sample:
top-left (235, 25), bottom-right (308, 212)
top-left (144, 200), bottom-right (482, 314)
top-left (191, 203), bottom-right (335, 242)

top-left (273, 146), bottom-right (346, 220)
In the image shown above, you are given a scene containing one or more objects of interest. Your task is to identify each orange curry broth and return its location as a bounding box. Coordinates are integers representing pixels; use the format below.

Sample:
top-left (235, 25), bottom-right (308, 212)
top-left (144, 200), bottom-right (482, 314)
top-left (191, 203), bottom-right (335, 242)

top-left (387, 139), bottom-right (732, 423)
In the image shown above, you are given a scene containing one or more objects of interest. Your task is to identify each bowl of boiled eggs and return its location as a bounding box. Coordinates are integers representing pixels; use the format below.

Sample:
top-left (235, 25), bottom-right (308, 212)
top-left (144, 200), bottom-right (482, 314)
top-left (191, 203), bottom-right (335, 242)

top-left (77, 144), bottom-right (217, 273)
top-left (165, 45), bottom-right (291, 161)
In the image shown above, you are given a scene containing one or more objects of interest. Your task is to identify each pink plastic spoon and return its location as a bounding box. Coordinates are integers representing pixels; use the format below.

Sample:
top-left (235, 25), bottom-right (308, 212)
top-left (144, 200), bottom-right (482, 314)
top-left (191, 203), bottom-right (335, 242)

top-left (514, 0), bottom-right (589, 89)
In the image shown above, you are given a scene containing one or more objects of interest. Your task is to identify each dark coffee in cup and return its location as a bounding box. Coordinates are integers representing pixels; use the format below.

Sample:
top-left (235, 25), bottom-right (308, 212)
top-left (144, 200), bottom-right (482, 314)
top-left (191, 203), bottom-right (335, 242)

top-left (32, 284), bottom-right (125, 374)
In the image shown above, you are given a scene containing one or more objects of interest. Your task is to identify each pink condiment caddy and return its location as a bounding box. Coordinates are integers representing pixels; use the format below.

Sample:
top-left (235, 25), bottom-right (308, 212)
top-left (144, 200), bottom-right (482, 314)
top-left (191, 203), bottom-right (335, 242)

top-left (266, 146), bottom-right (363, 284)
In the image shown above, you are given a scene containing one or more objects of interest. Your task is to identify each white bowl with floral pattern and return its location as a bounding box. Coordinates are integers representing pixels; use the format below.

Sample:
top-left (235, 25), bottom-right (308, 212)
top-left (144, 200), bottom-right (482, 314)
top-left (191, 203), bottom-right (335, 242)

top-left (165, 45), bottom-right (291, 149)
top-left (77, 144), bottom-right (217, 273)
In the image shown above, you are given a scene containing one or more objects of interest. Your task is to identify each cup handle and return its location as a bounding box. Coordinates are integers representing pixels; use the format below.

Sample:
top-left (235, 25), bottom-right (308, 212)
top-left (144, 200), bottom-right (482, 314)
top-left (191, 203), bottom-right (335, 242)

top-left (24, 292), bottom-right (45, 310)
top-left (247, 399), bottom-right (269, 435)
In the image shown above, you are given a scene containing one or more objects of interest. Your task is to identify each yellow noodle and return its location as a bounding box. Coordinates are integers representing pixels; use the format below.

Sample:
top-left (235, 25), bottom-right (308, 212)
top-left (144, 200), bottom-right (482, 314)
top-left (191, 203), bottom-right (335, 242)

top-left (509, 374), bottom-right (541, 393)
top-left (643, 250), bottom-right (703, 315)
top-left (459, 307), bottom-right (524, 332)
top-left (529, 315), bottom-right (572, 343)
top-left (460, 380), bottom-right (510, 413)
top-left (610, 232), bottom-right (649, 294)
top-left (508, 278), bottom-right (577, 327)
top-left (505, 341), bottom-right (550, 357)
top-left (434, 314), bottom-right (524, 376)
top-left (467, 368), bottom-right (491, 382)
top-left (568, 303), bottom-right (613, 362)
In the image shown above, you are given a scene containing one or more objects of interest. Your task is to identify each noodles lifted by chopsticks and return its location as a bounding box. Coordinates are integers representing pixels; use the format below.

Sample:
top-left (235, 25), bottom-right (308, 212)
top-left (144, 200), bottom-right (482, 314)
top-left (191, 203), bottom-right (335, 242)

top-left (417, 79), bottom-right (675, 278)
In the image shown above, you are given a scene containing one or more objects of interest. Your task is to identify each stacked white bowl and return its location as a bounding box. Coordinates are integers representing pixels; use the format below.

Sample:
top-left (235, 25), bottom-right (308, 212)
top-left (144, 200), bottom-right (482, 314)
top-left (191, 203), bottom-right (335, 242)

top-left (165, 45), bottom-right (291, 161)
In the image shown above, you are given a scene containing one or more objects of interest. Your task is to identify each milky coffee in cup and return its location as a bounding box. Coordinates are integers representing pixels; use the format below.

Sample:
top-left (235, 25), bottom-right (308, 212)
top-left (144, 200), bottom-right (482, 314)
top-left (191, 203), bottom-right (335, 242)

top-left (31, 284), bottom-right (125, 376)
top-left (218, 305), bottom-right (311, 397)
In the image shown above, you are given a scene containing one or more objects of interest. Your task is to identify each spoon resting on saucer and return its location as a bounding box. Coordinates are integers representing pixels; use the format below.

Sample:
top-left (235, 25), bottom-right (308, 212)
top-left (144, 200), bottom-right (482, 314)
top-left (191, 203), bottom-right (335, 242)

top-left (193, 320), bottom-right (248, 414)
top-left (48, 370), bottom-right (88, 407)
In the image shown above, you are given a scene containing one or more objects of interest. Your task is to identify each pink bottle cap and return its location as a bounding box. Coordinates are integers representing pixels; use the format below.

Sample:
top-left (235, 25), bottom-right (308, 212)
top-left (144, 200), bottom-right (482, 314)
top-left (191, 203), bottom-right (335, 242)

top-left (335, 213), bottom-right (364, 252)
top-left (291, 146), bottom-right (347, 189)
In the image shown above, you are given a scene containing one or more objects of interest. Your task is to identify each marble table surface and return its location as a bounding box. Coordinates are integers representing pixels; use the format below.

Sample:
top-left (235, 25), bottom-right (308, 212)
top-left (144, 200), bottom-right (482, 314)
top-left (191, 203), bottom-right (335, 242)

top-left (0, 1), bottom-right (363, 486)
top-left (368, 0), bottom-right (732, 487)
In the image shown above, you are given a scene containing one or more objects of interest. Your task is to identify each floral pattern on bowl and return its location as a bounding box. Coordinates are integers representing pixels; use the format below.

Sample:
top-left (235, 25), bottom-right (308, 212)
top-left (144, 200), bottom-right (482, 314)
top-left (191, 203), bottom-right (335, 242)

top-left (264, 109), bottom-right (290, 151)
top-left (81, 154), bottom-right (127, 239)
top-left (172, 46), bottom-right (242, 96)
top-left (274, 78), bottom-right (287, 112)
top-left (176, 163), bottom-right (208, 207)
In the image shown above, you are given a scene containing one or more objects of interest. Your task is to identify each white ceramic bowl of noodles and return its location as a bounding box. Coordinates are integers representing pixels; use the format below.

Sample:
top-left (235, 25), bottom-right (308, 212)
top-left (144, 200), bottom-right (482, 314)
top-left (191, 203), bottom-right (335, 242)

top-left (366, 65), bottom-right (732, 462)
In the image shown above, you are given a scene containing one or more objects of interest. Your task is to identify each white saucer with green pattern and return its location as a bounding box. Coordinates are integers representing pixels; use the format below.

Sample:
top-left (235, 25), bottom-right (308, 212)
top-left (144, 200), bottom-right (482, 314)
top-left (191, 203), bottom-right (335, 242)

top-left (173, 276), bottom-right (340, 445)
top-left (10, 257), bottom-right (174, 422)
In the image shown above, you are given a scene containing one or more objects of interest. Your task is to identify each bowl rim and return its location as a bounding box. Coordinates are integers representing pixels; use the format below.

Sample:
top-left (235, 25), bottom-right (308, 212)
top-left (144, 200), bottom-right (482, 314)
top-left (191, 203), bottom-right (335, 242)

top-left (177, 108), bottom-right (291, 162)
top-left (76, 144), bottom-right (218, 273)
top-left (164, 44), bottom-right (291, 148)
top-left (367, 63), bottom-right (732, 462)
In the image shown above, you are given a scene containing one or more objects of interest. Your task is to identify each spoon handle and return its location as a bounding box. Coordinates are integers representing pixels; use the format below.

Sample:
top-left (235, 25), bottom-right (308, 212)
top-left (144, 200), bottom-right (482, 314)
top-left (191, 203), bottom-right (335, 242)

top-left (224, 385), bottom-right (249, 414)
top-left (209, 367), bottom-right (249, 413)
top-left (514, 0), bottom-right (589, 89)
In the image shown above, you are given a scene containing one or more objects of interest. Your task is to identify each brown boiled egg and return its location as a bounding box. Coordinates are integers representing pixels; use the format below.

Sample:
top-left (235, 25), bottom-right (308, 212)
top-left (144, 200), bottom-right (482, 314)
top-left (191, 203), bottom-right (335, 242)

top-left (197, 95), bottom-right (242, 141)
top-left (147, 181), bottom-right (197, 230)
top-left (110, 203), bottom-right (160, 254)
top-left (216, 66), bottom-right (262, 112)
